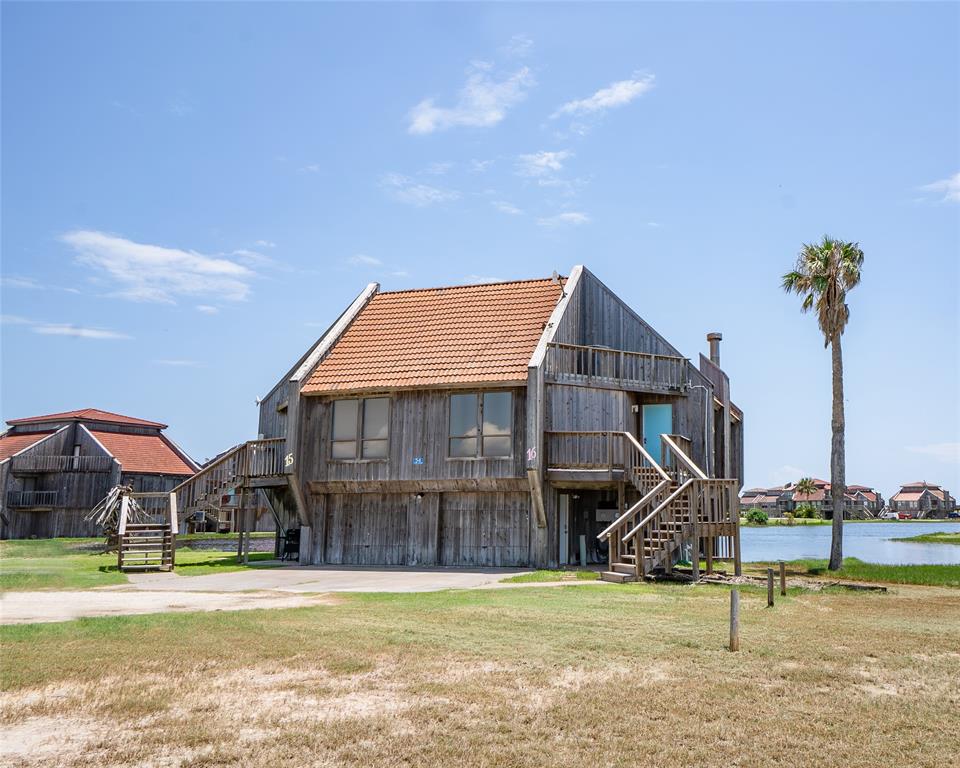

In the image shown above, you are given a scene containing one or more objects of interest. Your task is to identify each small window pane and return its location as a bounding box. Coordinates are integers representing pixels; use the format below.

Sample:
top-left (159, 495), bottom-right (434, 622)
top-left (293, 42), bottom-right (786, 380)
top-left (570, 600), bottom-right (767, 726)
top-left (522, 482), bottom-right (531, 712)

top-left (482, 436), bottom-right (511, 457)
top-left (332, 400), bottom-right (359, 441)
top-left (362, 439), bottom-right (388, 459)
top-left (332, 440), bottom-right (357, 459)
top-left (482, 392), bottom-right (511, 435)
top-left (450, 437), bottom-right (478, 458)
top-left (450, 394), bottom-right (478, 437)
top-left (363, 398), bottom-right (389, 440)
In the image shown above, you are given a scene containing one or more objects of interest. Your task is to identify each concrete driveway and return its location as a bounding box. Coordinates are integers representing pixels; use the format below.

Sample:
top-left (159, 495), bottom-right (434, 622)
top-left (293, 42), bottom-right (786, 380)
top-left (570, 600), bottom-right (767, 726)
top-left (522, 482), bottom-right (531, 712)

top-left (122, 563), bottom-right (529, 593)
top-left (0, 564), bottom-right (531, 624)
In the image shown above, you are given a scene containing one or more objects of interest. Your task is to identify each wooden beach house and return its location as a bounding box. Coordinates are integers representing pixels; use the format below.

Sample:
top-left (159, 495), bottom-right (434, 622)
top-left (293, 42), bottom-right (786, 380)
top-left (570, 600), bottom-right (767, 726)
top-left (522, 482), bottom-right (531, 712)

top-left (174, 266), bottom-right (744, 580)
top-left (0, 409), bottom-right (198, 538)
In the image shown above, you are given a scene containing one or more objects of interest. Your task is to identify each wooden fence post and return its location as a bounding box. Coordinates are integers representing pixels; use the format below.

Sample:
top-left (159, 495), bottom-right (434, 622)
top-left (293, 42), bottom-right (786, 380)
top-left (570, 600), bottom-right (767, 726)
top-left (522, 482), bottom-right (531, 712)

top-left (767, 567), bottom-right (775, 607)
top-left (729, 589), bottom-right (740, 651)
top-left (779, 560), bottom-right (786, 596)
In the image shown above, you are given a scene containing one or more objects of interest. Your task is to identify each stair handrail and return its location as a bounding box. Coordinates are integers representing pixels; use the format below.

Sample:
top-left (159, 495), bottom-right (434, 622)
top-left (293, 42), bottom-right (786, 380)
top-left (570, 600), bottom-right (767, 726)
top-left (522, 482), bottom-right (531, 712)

top-left (660, 434), bottom-right (708, 480)
top-left (623, 478), bottom-right (695, 543)
top-left (623, 432), bottom-right (672, 482)
top-left (171, 441), bottom-right (245, 496)
top-left (597, 478), bottom-right (671, 541)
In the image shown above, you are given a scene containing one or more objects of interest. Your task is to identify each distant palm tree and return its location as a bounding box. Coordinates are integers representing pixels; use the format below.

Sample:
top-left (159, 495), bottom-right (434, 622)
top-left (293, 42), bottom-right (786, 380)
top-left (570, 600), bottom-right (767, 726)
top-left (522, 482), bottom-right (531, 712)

top-left (783, 237), bottom-right (864, 570)
top-left (794, 477), bottom-right (817, 499)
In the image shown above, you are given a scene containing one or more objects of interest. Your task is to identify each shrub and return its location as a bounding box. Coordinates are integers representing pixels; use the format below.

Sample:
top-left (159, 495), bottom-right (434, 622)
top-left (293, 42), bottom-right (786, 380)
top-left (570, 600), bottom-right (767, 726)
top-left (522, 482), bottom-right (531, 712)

top-left (794, 503), bottom-right (822, 520)
top-left (746, 508), bottom-right (769, 525)
top-left (784, 511), bottom-right (796, 526)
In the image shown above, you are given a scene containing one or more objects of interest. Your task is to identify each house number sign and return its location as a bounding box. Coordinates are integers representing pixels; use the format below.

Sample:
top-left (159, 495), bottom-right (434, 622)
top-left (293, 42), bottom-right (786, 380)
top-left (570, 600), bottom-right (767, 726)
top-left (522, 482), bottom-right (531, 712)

top-left (284, 453), bottom-right (295, 467)
top-left (412, 456), bottom-right (425, 465)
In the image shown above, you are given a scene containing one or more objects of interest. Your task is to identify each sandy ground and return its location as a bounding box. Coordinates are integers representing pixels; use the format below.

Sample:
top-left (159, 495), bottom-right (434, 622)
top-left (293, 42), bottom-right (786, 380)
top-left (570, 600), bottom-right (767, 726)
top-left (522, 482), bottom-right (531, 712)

top-left (0, 565), bottom-right (532, 624)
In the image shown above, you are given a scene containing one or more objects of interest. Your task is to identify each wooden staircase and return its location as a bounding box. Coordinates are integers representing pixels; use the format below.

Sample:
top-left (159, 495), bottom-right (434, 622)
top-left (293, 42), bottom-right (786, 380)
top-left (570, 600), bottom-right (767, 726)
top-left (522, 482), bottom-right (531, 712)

top-left (118, 523), bottom-right (175, 572)
top-left (172, 438), bottom-right (287, 531)
top-left (599, 434), bottom-right (741, 583)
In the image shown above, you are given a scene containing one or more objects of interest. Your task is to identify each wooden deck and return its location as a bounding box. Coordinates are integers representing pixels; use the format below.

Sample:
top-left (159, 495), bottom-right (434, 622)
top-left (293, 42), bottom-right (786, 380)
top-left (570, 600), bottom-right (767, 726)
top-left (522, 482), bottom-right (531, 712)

top-left (543, 342), bottom-right (688, 394)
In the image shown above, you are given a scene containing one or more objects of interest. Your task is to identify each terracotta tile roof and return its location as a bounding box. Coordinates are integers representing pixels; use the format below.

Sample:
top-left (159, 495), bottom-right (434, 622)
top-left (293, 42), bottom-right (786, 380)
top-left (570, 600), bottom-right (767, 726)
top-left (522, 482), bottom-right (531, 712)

top-left (901, 481), bottom-right (941, 490)
top-left (893, 491), bottom-right (924, 502)
top-left (8, 408), bottom-right (166, 428)
top-left (0, 431), bottom-right (54, 461)
top-left (302, 278), bottom-right (564, 394)
top-left (88, 430), bottom-right (195, 475)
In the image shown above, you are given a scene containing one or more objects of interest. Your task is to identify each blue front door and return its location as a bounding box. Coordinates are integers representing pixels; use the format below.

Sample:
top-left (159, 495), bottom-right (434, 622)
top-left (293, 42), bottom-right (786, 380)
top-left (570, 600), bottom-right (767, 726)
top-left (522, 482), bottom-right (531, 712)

top-left (642, 404), bottom-right (673, 465)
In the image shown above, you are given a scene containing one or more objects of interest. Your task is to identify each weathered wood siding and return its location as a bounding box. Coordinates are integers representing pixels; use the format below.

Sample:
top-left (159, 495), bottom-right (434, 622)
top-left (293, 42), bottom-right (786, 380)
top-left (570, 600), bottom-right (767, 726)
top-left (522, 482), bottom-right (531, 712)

top-left (295, 388), bottom-right (532, 566)
top-left (297, 388), bottom-right (527, 486)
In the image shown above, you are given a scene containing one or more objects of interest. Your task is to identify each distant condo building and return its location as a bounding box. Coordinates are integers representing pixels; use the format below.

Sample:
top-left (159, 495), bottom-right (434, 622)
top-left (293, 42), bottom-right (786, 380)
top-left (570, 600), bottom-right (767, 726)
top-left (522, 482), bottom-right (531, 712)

top-left (889, 481), bottom-right (956, 518)
top-left (740, 479), bottom-right (884, 519)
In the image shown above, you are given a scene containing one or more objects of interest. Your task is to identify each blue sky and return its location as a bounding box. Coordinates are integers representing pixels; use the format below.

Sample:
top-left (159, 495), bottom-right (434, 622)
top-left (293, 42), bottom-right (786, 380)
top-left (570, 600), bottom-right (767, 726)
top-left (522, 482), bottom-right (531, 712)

top-left (2, 2), bottom-right (958, 497)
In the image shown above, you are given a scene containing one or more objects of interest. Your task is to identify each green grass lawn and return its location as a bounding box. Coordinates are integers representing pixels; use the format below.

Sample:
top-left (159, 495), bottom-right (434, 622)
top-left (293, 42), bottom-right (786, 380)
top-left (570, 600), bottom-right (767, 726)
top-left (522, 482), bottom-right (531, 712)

top-left (501, 569), bottom-right (600, 583)
top-left (745, 557), bottom-right (960, 588)
top-left (0, 538), bottom-right (278, 591)
top-left (892, 531), bottom-right (960, 545)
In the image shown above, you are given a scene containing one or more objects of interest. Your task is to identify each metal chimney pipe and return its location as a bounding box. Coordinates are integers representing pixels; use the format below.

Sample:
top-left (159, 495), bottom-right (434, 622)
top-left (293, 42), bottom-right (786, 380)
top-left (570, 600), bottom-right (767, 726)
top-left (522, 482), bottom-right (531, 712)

top-left (707, 332), bottom-right (722, 366)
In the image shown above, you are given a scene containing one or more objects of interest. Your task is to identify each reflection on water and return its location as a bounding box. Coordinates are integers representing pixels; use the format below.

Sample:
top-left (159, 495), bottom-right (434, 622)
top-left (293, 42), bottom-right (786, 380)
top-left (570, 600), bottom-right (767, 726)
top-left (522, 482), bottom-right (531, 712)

top-left (740, 522), bottom-right (960, 565)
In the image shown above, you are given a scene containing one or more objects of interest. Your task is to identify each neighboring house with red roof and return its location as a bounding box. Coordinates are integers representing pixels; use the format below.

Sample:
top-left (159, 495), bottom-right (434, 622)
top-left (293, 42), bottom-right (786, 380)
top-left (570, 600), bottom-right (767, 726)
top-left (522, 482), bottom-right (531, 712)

top-left (0, 409), bottom-right (198, 538)
top-left (890, 481), bottom-right (956, 518)
top-left (176, 266), bottom-right (745, 573)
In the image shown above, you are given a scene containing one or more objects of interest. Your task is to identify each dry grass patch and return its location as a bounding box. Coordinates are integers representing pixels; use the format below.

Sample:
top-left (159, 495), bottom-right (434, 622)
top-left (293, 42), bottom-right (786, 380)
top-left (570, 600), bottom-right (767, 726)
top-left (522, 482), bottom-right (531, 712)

top-left (1, 583), bottom-right (959, 767)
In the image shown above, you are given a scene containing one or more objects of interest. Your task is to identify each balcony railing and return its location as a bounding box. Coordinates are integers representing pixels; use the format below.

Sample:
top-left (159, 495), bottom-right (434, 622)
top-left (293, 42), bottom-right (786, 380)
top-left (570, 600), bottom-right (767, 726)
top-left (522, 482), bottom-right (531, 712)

top-left (10, 454), bottom-right (114, 473)
top-left (6, 490), bottom-right (59, 508)
top-left (544, 342), bottom-right (688, 393)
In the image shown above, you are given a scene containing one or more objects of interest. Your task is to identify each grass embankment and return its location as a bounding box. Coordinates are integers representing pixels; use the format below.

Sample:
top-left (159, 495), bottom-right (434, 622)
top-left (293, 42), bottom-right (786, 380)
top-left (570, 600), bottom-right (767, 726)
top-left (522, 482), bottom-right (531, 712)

top-left (0, 537), bottom-right (276, 591)
top-left (893, 531), bottom-right (960, 545)
top-left (745, 557), bottom-right (960, 588)
top-left (2, 583), bottom-right (959, 767)
top-left (501, 569), bottom-right (600, 583)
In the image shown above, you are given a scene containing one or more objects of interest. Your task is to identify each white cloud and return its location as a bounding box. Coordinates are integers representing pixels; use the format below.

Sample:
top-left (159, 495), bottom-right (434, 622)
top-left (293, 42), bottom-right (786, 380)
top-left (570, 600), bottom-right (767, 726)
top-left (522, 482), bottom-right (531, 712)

top-left (492, 200), bottom-right (523, 215)
top-left (907, 442), bottom-right (960, 464)
top-left (389, 270), bottom-right (410, 278)
top-left (407, 63), bottom-right (534, 134)
top-left (537, 211), bottom-right (590, 228)
top-left (255, 240), bottom-right (277, 248)
top-left (423, 161), bottom-right (453, 176)
top-left (552, 73), bottom-right (655, 118)
top-left (464, 274), bottom-right (505, 284)
top-left (196, 305), bottom-right (219, 315)
top-left (61, 230), bottom-right (255, 304)
top-left (1, 314), bottom-right (34, 325)
top-left (470, 159), bottom-right (494, 173)
top-left (348, 254), bottom-right (383, 267)
top-left (502, 34), bottom-right (534, 59)
top-left (646, 221), bottom-right (661, 228)
top-left (153, 359), bottom-right (201, 367)
top-left (3, 313), bottom-right (130, 339)
top-left (380, 173), bottom-right (460, 206)
top-left (919, 172), bottom-right (960, 203)
top-left (299, 163), bottom-right (321, 173)
top-left (32, 323), bottom-right (131, 340)
top-left (517, 150), bottom-right (572, 177)
top-left (768, 465), bottom-right (810, 487)
top-left (1, 275), bottom-right (81, 293)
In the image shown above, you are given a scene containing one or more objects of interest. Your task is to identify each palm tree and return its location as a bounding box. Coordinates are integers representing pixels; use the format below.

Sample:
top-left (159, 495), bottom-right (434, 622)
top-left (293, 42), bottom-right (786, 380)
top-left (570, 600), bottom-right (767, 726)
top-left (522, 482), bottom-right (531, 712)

top-left (794, 477), bottom-right (817, 499)
top-left (783, 237), bottom-right (864, 570)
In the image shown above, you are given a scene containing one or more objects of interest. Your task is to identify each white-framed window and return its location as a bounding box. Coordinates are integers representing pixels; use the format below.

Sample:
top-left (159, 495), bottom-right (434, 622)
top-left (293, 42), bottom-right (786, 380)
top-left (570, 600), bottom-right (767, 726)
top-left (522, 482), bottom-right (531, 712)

top-left (331, 397), bottom-right (389, 460)
top-left (448, 391), bottom-right (512, 458)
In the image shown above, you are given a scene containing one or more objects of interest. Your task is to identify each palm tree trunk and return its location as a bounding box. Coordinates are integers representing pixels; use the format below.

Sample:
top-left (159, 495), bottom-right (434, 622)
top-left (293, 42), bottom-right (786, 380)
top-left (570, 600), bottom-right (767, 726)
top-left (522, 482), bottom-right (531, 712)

top-left (829, 333), bottom-right (845, 570)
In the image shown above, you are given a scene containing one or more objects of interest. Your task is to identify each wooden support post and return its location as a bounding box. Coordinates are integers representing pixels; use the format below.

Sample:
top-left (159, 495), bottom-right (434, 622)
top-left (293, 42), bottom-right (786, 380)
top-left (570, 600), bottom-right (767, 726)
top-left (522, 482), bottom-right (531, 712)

top-left (767, 567), bottom-right (775, 607)
top-left (779, 560), bottom-right (786, 596)
top-left (705, 538), bottom-right (714, 575)
top-left (729, 589), bottom-right (740, 652)
top-left (579, 534), bottom-right (587, 568)
top-left (690, 488), bottom-right (700, 582)
top-left (243, 502), bottom-right (251, 565)
top-left (236, 502), bottom-right (244, 562)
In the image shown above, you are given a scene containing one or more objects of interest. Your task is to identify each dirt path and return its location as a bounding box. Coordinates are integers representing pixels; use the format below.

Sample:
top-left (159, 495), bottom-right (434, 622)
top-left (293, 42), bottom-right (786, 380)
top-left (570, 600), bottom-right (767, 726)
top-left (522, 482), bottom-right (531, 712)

top-left (0, 589), bottom-right (339, 624)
